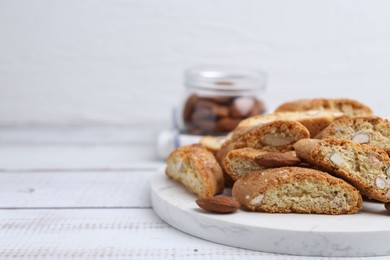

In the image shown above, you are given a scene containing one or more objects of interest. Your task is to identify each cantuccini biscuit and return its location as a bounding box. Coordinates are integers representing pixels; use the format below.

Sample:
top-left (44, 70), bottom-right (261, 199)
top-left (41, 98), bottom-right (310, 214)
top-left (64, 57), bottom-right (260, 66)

top-left (166, 144), bottom-right (224, 198)
top-left (232, 167), bottom-right (362, 214)
top-left (216, 120), bottom-right (310, 170)
top-left (275, 98), bottom-right (373, 117)
top-left (294, 138), bottom-right (390, 202)
top-left (223, 148), bottom-right (301, 182)
top-left (316, 116), bottom-right (390, 155)
top-left (233, 110), bottom-right (343, 138)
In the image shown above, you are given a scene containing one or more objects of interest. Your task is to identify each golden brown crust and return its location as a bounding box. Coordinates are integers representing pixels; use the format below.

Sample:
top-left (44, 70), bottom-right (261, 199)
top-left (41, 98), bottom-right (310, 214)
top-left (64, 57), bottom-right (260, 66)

top-left (275, 98), bottom-right (373, 117)
top-left (166, 144), bottom-right (224, 198)
top-left (294, 138), bottom-right (390, 202)
top-left (232, 167), bottom-right (362, 214)
top-left (233, 110), bottom-right (343, 138)
top-left (315, 116), bottom-right (390, 155)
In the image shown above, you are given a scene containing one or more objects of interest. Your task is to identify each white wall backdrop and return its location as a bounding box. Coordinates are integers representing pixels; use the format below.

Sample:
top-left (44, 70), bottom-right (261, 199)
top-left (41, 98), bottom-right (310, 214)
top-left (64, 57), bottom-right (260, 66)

top-left (1, 0), bottom-right (390, 125)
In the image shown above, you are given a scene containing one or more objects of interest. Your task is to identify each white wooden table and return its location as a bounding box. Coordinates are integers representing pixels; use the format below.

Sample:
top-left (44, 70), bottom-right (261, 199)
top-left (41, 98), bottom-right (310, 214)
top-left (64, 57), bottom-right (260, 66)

top-left (0, 125), bottom-right (388, 259)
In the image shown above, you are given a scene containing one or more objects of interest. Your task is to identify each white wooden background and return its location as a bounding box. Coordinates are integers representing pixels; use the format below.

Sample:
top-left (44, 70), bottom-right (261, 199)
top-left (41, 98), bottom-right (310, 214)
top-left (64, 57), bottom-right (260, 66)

top-left (2, 1), bottom-right (390, 259)
top-left (1, 0), bottom-right (390, 126)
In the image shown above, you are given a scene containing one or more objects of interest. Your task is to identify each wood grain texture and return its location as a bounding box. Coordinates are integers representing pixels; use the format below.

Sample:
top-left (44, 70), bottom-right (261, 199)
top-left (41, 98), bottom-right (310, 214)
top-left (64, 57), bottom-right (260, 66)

top-left (0, 126), bottom-right (165, 170)
top-left (0, 145), bottom-right (163, 171)
top-left (0, 125), bottom-right (164, 145)
top-left (1, 0), bottom-right (390, 125)
top-left (0, 209), bottom-right (278, 259)
top-left (0, 170), bottom-right (157, 208)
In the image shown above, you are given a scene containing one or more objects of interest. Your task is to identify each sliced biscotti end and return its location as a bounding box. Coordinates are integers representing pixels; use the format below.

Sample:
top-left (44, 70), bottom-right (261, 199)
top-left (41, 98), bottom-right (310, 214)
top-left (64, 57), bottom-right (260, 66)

top-left (166, 144), bottom-right (224, 198)
top-left (223, 148), bottom-right (267, 182)
top-left (232, 167), bottom-right (362, 214)
top-left (294, 138), bottom-right (390, 202)
top-left (316, 116), bottom-right (390, 155)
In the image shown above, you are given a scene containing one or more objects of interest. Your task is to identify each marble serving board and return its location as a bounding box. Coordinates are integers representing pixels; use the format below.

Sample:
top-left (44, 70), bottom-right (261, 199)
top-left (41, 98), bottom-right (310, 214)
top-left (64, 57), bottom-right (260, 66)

top-left (151, 169), bottom-right (390, 257)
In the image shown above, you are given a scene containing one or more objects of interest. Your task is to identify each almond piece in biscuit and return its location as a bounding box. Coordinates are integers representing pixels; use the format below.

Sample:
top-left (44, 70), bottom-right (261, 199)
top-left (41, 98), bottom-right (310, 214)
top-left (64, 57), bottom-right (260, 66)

top-left (316, 116), bottom-right (390, 155)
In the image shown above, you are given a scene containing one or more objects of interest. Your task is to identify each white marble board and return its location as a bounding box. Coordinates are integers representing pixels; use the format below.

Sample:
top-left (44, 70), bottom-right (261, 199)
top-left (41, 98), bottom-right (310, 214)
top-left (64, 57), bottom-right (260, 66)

top-left (151, 169), bottom-right (390, 257)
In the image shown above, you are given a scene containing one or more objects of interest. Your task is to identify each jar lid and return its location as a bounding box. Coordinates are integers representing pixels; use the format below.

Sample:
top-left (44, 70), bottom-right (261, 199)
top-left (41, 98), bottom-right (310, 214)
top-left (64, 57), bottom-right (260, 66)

top-left (185, 65), bottom-right (266, 92)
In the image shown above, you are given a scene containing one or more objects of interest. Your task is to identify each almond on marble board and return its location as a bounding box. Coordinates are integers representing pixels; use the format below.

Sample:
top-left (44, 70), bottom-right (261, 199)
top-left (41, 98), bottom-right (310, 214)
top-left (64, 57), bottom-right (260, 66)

top-left (196, 196), bottom-right (241, 213)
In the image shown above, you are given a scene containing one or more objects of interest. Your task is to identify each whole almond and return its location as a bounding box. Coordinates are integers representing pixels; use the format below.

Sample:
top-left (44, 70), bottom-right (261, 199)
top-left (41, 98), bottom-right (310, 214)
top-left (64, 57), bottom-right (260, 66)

top-left (196, 196), bottom-right (241, 213)
top-left (205, 96), bottom-right (233, 105)
top-left (217, 117), bottom-right (242, 131)
top-left (191, 108), bottom-right (214, 121)
top-left (183, 94), bottom-right (198, 122)
top-left (255, 152), bottom-right (301, 168)
top-left (193, 119), bottom-right (218, 133)
top-left (249, 99), bottom-right (266, 116)
top-left (212, 105), bottom-right (230, 117)
top-left (230, 97), bottom-right (255, 118)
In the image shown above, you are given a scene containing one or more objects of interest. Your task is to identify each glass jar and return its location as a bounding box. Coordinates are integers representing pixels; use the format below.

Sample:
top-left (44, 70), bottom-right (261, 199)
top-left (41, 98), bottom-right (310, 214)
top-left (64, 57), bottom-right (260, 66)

top-left (178, 65), bottom-right (267, 136)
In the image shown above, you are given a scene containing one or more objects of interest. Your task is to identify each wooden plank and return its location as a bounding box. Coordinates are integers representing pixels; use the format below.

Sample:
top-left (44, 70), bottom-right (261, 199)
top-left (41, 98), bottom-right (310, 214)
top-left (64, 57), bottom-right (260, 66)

top-left (0, 125), bottom-right (166, 145)
top-left (0, 125), bottom-right (167, 170)
top-left (0, 170), bottom-right (160, 208)
top-left (0, 208), bottom-right (278, 259)
top-left (0, 144), bottom-right (164, 171)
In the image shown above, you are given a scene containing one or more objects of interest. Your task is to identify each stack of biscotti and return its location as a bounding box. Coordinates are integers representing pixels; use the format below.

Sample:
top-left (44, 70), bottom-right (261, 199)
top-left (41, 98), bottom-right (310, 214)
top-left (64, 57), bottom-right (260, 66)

top-left (165, 97), bottom-right (383, 215)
